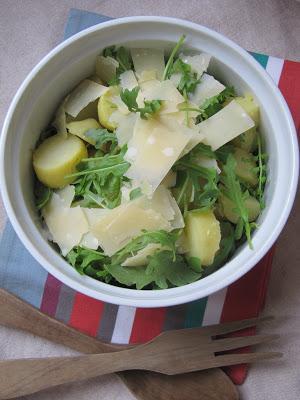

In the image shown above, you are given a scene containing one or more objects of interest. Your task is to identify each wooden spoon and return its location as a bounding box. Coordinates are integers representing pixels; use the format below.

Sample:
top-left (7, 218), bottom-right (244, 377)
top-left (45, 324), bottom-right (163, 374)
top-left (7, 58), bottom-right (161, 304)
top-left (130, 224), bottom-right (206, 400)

top-left (0, 288), bottom-right (239, 400)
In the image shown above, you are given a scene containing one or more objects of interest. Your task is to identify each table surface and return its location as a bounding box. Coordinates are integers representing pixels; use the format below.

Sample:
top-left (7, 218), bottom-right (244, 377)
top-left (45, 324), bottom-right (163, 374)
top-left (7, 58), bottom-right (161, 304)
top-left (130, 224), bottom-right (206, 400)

top-left (0, 1), bottom-right (299, 399)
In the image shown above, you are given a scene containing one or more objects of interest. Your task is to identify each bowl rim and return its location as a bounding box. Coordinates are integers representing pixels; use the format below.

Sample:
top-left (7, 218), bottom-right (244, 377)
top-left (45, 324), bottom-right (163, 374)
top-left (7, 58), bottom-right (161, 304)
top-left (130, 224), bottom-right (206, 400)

top-left (0, 16), bottom-right (299, 307)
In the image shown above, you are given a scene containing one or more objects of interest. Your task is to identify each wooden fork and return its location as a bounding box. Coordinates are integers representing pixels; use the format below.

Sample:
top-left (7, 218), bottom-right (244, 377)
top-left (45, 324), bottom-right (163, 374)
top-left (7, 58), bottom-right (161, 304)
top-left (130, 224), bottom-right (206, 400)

top-left (0, 316), bottom-right (281, 399)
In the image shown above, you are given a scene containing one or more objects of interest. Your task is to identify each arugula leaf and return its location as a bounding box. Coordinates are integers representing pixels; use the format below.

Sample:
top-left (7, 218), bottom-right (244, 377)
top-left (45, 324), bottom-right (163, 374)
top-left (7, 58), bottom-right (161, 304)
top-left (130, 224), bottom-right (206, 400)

top-left (102, 45), bottom-right (133, 85)
top-left (220, 154), bottom-right (253, 248)
top-left (112, 230), bottom-right (180, 266)
top-left (254, 134), bottom-right (267, 209)
top-left (195, 86), bottom-right (236, 123)
top-left (129, 187), bottom-right (143, 200)
top-left (66, 247), bottom-right (107, 276)
top-left (106, 250), bottom-right (201, 289)
top-left (162, 35), bottom-right (186, 80)
top-left (35, 181), bottom-right (52, 210)
top-left (189, 143), bottom-right (216, 159)
top-left (120, 87), bottom-right (140, 111)
top-left (67, 147), bottom-right (130, 209)
top-left (215, 144), bottom-right (235, 164)
top-left (84, 128), bottom-right (118, 150)
top-left (139, 100), bottom-right (162, 119)
top-left (168, 58), bottom-right (200, 96)
top-left (173, 158), bottom-right (219, 211)
top-left (186, 256), bottom-right (202, 273)
top-left (120, 87), bottom-right (162, 119)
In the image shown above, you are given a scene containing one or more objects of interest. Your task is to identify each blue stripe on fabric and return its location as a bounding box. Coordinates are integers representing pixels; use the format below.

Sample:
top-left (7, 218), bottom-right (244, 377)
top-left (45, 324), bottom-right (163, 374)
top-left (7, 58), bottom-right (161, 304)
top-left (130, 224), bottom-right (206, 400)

top-left (64, 8), bottom-right (112, 40)
top-left (249, 51), bottom-right (269, 69)
top-left (0, 223), bottom-right (48, 307)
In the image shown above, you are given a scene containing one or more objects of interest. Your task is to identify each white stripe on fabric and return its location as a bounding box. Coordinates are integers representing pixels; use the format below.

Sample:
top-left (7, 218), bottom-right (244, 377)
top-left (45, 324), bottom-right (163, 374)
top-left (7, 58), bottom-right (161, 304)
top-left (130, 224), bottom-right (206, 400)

top-left (202, 287), bottom-right (228, 326)
top-left (266, 56), bottom-right (284, 85)
top-left (111, 305), bottom-right (136, 344)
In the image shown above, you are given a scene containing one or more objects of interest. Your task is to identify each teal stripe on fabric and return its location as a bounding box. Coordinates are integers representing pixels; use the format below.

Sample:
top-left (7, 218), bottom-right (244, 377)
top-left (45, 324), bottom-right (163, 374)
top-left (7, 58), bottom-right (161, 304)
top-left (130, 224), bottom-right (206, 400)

top-left (0, 223), bottom-right (48, 307)
top-left (249, 52), bottom-right (269, 68)
top-left (184, 297), bottom-right (208, 328)
top-left (64, 8), bottom-right (112, 40)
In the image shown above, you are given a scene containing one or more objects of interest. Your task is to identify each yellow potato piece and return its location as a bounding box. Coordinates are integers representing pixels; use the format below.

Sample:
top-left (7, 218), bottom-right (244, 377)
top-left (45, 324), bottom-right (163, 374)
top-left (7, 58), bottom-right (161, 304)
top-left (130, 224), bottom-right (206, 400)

top-left (33, 134), bottom-right (87, 189)
top-left (185, 209), bottom-right (221, 266)
top-left (67, 118), bottom-right (100, 145)
top-left (233, 148), bottom-right (258, 187)
top-left (235, 94), bottom-right (260, 126)
top-left (219, 193), bottom-right (260, 224)
top-left (98, 90), bottom-right (118, 131)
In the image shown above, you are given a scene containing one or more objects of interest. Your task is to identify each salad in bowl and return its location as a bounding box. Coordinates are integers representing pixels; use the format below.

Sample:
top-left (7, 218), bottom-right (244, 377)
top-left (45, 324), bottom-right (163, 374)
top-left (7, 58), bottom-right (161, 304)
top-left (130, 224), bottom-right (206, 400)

top-left (32, 35), bottom-right (266, 290)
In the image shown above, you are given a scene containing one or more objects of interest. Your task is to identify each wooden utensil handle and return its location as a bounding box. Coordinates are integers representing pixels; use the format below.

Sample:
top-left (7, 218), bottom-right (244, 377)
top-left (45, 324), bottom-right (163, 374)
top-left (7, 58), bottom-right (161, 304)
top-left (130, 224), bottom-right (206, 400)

top-left (0, 351), bottom-right (135, 399)
top-left (0, 288), bottom-right (124, 353)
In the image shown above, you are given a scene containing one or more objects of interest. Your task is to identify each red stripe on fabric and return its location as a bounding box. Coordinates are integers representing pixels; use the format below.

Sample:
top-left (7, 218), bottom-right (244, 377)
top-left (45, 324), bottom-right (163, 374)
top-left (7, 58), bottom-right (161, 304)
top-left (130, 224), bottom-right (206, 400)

top-left (69, 293), bottom-right (104, 337)
top-left (129, 308), bottom-right (166, 344)
top-left (278, 60), bottom-right (300, 134)
top-left (220, 246), bottom-right (275, 385)
top-left (40, 274), bottom-right (62, 316)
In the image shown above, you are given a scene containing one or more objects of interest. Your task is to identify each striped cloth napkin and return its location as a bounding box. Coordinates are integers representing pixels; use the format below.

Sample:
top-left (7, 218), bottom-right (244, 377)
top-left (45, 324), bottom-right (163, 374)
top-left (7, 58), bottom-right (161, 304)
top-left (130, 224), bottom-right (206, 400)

top-left (0, 8), bottom-right (299, 385)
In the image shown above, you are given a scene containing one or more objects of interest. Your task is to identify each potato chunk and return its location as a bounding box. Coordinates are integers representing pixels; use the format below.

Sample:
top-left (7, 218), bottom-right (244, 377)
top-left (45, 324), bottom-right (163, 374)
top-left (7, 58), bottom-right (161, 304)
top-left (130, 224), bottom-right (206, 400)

top-left (185, 210), bottom-right (221, 266)
top-left (33, 134), bottom-right (87, 189)
top-left (98, 90), bottom-right (118, 131)
top-left (67, 118), bottom-right (100, 145)
top-left (219, 194), bottom-right (260, 224)
top-left (235, 94), bottom-right (260, 126)
top-left (233, 148), bottom-right (258, 187)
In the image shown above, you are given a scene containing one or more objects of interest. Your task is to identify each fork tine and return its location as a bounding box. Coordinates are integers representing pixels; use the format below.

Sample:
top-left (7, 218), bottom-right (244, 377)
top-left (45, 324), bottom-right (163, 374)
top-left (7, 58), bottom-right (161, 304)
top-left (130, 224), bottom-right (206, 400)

top-left (165, 351), bottom-right (282, 375)
top-left (200, 316), bottom-right (273, 336)
top-left (210, 334), bottom-right (279, 353)
top-left (208, 351), bottom-right (283, 370)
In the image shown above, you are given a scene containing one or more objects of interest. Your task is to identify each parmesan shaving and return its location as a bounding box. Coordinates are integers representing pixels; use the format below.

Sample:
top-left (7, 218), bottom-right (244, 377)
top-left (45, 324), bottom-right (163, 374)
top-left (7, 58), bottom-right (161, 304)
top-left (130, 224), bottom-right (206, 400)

top-left (131, 48), bottom-right (165, 80)
top-left (125, 117), bottom-right (193, 193)
top-left (95, 55), bottom-right (119, 83)
top-left (143, 80), bottom-right (184, 104)
top-left (42, 192), bottom-right (89, 256)
top-left (180, 53), bottom-right (211, 77)
top-left (90, 201), bottom-right (171, 256)
top-left (189, 73), bottom-right (225, 106)
top-left (199, 100), bottom-right (255, 150)
top-left (65, 79), bottom-right (108, 117)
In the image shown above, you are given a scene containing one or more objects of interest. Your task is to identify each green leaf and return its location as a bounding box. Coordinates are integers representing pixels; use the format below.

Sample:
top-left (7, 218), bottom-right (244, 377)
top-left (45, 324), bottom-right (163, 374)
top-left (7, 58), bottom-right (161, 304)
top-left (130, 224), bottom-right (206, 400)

top-left (255, 134), bottom-right (267, 209)
top-left (35, 181), bottom-right (52, 210)
top-left (101, 175), bottom-right (122, 209)
top-left (68, 146), bottom-right (130, 209)
top-left (115, 46), bottom-right (133, 72)
top-left (120, 87), bottom-right (140, 112)
top-left (189, 143), bottom-right (216, 159)
top-left (220, 154), bottom-right (253, 248)
top-left (120, 87), bottom-right (162, 119)
top-left (196, 86), bottom-right (236, 122)
top-left (186, 256), bottom-right (202, 273)
top-left (84, 128), bottom-right (118, 150)
top-left (102, 45), bottom-right (133, 84)
top-left (129, 187), bottom-right (143, 200)
top-left (168, 58), bottom-right (200, 96)
top-left (215, 144), bottom-right (235, 164)
top-left (173, 158), bottom-right (219, 211)
top-left (66, 247), bottom-right (107, 275)
top-left (112, 230), bottom-right (179, 266)
top-left (139, 100), bottom-right (162, 119)
top-left (162, 35), bottom-right (186, 80)
top-left (106, 250), bottom-right (201, 289)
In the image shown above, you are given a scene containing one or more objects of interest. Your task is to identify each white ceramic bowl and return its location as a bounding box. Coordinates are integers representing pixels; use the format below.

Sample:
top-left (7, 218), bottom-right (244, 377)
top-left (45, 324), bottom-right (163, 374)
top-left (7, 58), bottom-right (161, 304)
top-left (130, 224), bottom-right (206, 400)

top-left (0, 17), bottom-right (298, 307)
